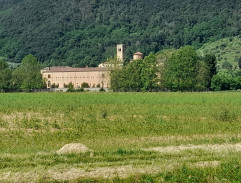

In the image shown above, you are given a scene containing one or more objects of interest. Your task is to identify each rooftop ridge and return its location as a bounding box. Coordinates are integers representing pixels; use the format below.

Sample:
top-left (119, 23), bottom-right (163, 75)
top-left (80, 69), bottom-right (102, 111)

top-left (41, 66), bottom-right (108, 73)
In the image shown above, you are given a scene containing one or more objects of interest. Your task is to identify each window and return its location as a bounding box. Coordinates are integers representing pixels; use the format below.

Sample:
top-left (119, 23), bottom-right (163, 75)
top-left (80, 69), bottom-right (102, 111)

top-left (48, 74), bottom-right (51, 78)
top-left (118, 48), bottom-right (121, 51)
top-left (48, 81), bottom-right (51, 87)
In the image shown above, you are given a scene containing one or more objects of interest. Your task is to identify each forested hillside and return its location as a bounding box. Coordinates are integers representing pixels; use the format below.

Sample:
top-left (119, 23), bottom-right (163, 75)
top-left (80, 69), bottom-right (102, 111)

top-left (0, 0), bottom-right (240, 67)
top-left (198, 36), bottom-right (241, 68)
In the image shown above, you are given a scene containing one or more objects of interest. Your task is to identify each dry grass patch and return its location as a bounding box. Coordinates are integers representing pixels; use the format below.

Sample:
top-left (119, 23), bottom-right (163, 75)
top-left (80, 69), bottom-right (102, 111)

top-left (48, 165), bottom-right (172, 181)
top-left (0, 171), bottom-right (41, 183)
top-left (194, 161), bottom-right (219, 168)
top-left (140, 134), bottom-right (241, 144)
top-left (142, 143), bottom-right (241, 154)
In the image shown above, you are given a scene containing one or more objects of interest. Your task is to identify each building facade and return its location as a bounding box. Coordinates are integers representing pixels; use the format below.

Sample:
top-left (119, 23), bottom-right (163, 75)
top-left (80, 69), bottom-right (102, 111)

top-left (41, 66), bottom-right (110, 88)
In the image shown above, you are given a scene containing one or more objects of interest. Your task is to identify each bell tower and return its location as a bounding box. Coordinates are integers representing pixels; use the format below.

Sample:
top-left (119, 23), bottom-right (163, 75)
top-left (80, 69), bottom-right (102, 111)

top-left (117, 44), bottom-right (124, 62)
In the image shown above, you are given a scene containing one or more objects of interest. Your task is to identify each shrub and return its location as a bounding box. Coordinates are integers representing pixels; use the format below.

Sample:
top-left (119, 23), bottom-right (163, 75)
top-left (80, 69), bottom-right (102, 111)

top-left (66, 88), bottom-right (75, 92)
top-left (76, 88), bottom-right (84, 92)
top-left (51, 83), bottom-right (59, 88)
top-left (81, 82), bottom-right (90, 88)
top-left (99, 87), bottom-right (106, 92)
top-left (65, 82), bottom-right (75, 92)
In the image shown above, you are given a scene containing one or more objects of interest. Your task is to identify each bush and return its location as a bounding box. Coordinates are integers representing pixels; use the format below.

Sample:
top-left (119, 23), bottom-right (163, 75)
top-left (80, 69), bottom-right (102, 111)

top-left (51, 83), bottom-right (59, 88)
top-left (66, 88), bottom-right (75, 92)
top-left (99, 87), bottom-right (106, 92)
top-left (76, 88), bottom-right (84, 92)
top-left (64, 82), bottom-right (74, 89)
top-left (81, 82), bottom-right (90, 88)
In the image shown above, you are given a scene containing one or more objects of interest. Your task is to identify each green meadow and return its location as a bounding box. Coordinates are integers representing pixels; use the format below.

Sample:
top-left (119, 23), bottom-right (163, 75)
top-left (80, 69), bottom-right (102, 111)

top-left (0, 92), bottom-right (241, 182)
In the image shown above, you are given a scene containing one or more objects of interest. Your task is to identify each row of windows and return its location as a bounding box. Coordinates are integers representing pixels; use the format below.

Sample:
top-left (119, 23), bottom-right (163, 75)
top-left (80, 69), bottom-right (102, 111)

top-left (47, 75), bottom-right (105, 79)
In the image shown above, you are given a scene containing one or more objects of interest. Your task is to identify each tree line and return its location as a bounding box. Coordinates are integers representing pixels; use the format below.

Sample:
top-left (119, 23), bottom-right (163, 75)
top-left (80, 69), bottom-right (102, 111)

top-left (0, 55), bottom-right (45, 92)
top-left (110, 46), bottom-right (241, 92)
top-left (1, 47), bottom-right (241, 93)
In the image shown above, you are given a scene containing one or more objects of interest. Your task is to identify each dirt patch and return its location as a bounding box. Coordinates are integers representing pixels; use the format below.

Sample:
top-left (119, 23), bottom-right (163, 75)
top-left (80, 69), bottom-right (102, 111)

top-left (56, 143), bottom-right (93, 156)
top-left (142, 143), bottom-right (241, 153)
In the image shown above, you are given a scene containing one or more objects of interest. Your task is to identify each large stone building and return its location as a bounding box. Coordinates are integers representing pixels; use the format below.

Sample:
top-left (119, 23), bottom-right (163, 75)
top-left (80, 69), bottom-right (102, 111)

top-left (41, 44), bottom-right (143, 89)
top-left (41, 66), bottom-right (109, 89)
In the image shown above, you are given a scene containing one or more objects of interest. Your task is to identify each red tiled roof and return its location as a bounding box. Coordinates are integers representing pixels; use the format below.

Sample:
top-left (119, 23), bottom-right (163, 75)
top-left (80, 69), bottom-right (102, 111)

top-left (41, 66), bottom-right (108, 73)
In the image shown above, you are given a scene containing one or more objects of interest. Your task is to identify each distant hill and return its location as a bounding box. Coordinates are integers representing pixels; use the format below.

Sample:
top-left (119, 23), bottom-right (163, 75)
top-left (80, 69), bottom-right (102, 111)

top-left (198, 36), bottom-right (241, 68)
top-left (0, 0), bottom-right (241, 66)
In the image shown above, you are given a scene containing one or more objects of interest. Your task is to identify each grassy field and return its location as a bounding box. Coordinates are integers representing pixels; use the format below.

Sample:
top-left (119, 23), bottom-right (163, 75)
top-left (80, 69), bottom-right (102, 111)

top-left (0, 92), bottom-right (241, 182)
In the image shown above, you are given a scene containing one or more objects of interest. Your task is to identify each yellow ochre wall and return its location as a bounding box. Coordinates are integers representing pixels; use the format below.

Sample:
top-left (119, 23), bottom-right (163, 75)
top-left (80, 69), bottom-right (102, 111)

top-left (42, 70), bottom-right (110, 88)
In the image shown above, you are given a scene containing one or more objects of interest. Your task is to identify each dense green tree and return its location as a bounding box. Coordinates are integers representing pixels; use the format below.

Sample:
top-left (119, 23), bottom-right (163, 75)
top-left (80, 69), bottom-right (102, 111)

top-left (211, 70), bottom-right (233, 91)
top-left (111, 47), bottom-right (216, 92)
top-left (203, 54), bottom-right (217, 88)
top-left (111, 53), bottom-right (158, 92)
top-left (155, 49), bottom-right (175, 89)
top-left (204, 54), bottom-right (217, 77)
top-left (211, 69), bottom-right (241, 91)
top-left (12, 54), bottom-right (45, 92)
top-left (111, 59), bottom-right (143, 92)
top-left (0, 58), bottom-right (12, 92)
top-left (140, 53), bottom-right (158, 91)
top-left (163, 46), bottom-right (199, 91)
top-left (195, 61), bottom-right (211, 91)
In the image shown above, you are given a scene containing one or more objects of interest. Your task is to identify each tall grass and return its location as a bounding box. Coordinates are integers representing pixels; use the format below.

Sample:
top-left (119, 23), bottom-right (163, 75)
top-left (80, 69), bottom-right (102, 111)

top-left (0, 92), bottom-right (241, 182)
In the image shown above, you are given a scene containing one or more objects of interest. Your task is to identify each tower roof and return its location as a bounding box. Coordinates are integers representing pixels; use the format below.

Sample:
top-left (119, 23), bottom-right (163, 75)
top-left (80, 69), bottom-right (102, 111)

top-left (134, 52), bottom-right (144, 56)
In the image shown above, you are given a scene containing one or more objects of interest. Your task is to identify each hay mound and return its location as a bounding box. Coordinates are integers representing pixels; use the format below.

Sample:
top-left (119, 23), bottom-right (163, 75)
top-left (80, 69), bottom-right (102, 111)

top-left (56, 143), bottom-right (93, 156)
